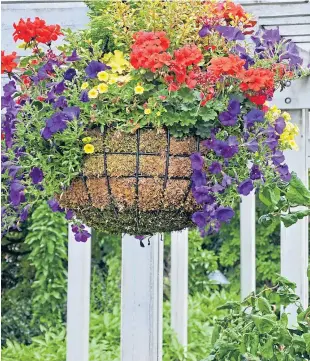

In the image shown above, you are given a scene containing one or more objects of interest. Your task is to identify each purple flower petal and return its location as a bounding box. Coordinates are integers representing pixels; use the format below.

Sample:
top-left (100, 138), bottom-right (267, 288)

top-left (30, 167), bottom-right (44, 184)
top-left (190, 152), bottom-right (204, 171)
top-left (272, 150), bottom-right (285, 165)
top-left (67, 49), bottom-right (81, 62)
top-left (198, 25), bottom-right (211, 38)
top-left (80, 90), bottom-right (89, 102)
top-left (63, 68), bottom-right (77, 82)
top-left (237, 179), bottom-right (254, 196)
top-left (85, 60), bottom-right (110, 79)
top-left (191, 170), bottom-right (207, 187)
top-left (192, 211), bottom-right (207, 228)
top-left (244, 109), bottom-right (265, 127)
top-left (209, 161), bottom-right (222, 174)
top-left (250, 164), bottom-right (262, 180)
top-left (245, 139), bottom-right (259, 153)
top-left (215, 25), bottom-right (245, 41)
top-left (216, 206), bottom-right (234, 222)
top-left (274, 117), bottom-right (286, 134)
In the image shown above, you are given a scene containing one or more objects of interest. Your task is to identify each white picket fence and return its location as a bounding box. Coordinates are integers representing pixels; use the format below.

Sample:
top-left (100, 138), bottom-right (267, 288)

top-left (1, 1), bottom-right (310, 360)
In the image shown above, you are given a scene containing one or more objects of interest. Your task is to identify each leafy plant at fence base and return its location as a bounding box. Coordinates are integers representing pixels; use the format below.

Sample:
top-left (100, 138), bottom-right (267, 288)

top-left (206, 276), bottom-right (310, 361)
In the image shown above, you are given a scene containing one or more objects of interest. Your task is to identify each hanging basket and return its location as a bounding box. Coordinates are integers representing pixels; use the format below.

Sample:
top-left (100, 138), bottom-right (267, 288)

top-left (58, 127), bottom-right (205, 234)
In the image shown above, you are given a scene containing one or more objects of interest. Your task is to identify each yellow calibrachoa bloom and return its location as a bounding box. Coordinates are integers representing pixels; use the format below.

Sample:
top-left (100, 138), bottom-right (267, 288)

top-left (98, 83), bottom-right (109, 93)
top-left (144, 108), bottom-right (152, 115)
top-left (117, 74), bottom-right (132, 84)
top-left (84, 144), bottom-right (95, 154)
top-left (134, 85), bottom-right (144, 94)
top-left (108, 73), bottom-right (118, 84)
top-left (282, 111), bottom-right (291, 121)
top-left (156, 111), bottom-right (161, 117)
top-left (97, 71), bottom-right (109, 82)
top-left (103, 50), bottom-right (130, 74)
top-left (82, 137), bottom-right (92, 143)
top-left (280, 122), bottom-right (299, 150)
top-left (81, 82), bottom-right (89, 90)
top-left (88, 88), bottom-right (98, 99)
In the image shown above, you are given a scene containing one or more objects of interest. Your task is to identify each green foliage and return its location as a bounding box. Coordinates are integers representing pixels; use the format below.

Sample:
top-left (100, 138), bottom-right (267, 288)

top-left (25, 203), bottom-right (68, 325)
top-left (207, 276), bottom-right (310, 361)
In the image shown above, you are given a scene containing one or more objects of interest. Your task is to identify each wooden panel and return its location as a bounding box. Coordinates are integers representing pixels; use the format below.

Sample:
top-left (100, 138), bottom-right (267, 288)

top-left (242, 2), bottom-right (310, 17)
top-left (261, 15), bottom-right (310, 26)
top-left (273, 78), bottom-right (310, 110)
top-left (265, 24), bottom-right (310, 36)
top-left (171, 229), bottom-right (188, 347)
top-left (121, 234), bottom-right (164, 361)
top-left (66, 226), bottom-right (91, 361)
top-left (280, 110), bottom-right (309, 326)
top-left (240, 192), bottom-right (256, 300)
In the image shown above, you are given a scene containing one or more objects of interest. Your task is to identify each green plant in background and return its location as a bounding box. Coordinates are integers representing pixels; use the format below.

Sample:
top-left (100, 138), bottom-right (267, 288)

top-left (207, 276), bottom-right (310, 361)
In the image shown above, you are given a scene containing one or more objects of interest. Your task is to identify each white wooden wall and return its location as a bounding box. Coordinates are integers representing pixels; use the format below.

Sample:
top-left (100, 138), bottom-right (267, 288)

top-left (2, 1), bottom-right (309, 359)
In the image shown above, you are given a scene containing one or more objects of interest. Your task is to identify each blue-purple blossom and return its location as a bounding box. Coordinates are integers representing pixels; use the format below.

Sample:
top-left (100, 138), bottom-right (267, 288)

top-left (209, 161), bottom-right (222, 174)
top-left (237, 178), bottom-right (254, 196)
top-left (216, 206), bottom-right (235, 222)
top-left (8, 165), bottom-right (21, 178)
top-left (277, 164), bottom-right (291, 181)
top-left (29, 167), bottom-right (44, 184)
top-left (274, 117), bottom-right (286, 134)
top-left (222, 173), bottom-right (232, 187)
top-left (72, 224), bottom-right (91, 242)
top-left (192, 186), bottom-right (215, 204)
top-left (272, 150), bottom-right (285, 165)
top-left (245, 139), bottom-right (259, 153)
top-left (47, 199), bottom-right (63, 212)
top-left (244, 109), bottom-right (265, 127)
top-left (63, 68), bottom-right (77, 82)
top-left (53, 96), bottom-right (68, 109)
top-left (10, 180), bottom-right (25, 206)
top-left (192, 211), bottom-right (207, 228)
top-left (20, 204), bottom-right (31, 222)
top-left (3, 81), bottom-right (17, 96)
top-left (80, 90), bottom-right (89, 103)
top-left (215, 25), bottom-right (245, 41)
top-left (65, 210), bottom-right (74, 220)
top-left (264, 136), bottom-right (278, 151)
top-left (280, 42), bottom-right (303, 67)
top-left (85, 61), bottom-right (110, 78)
top-left (262, 28), bottom-right (281, 46)
top-left (67, 49), bottom-right (81, 62)
top-left (190, 152), bottom-right (204, 170)
top-left (198, 25), bottom-right (211, 37)
top-left (54, 80), bottom-right (66, 94)
top-left (250, 164), bottom-right (262, 180)
top-left (191, 170), bottom-right (207, 187)
top-left (219, 99), bottom-right (240, 126)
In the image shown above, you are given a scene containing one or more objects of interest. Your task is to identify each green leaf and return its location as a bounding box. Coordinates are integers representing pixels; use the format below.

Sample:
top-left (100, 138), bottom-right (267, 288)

top-left (257, 297), bottom-right (272, 314)
top-left (217, 301), bottom-right (240, 311)
top-left (252, 315), bottom-right (275, 333)
top-left (303, 333), bottom-right (310, 354)
top-left (259, 186), bottom-right (280, 207)
top-left (281, 213), bottom-right (299, 227)
top-left (259, 336), bottom-right (274, 359)
top-left (211, 325), bottom-right (220, 346)
top-left (286, 173), bottom-right (310, 206)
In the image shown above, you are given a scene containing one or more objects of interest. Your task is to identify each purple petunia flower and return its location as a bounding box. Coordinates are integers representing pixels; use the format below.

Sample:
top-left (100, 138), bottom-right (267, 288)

top-left (198, 24), bottom-right (211, 37)
top-left (192, 211), bottom-right (207, 228)
top-left (277, 164), bottom-right (291, 181)
top-left (54, 80), bottom-right (66, 94)
top-left (264, 136), bottom-right (278, 151)
top-left (193, 186), bottom-right (216, 204)
top-left (274, 117), bottom-right (286, 134)
top-left (262, 28), bottom-right (281, 46)
top-left (227, 99), bottom-right (241, 116)
top-left (190, 152), bottom-right (204, 171)
top-left (222, 173), bottom-right (232, 187)
top-left (191, 170), bottom-right (207, 187)
top-left (3, 81), bottom-right (17, 96)
top-left (219, 111), bottom-right (237, 126)
top-left (63, 68), bottom-right (77, 82)
top-left (272, 150), bottom-right (285, 165)
top-left (20, 204), bottom-right (31, 222)
top-left (209, 161), bottom-right (222, 174)
top-left (47, 199), bottom-right (63, 212)
top-left (237, 178), bottom-right (254, 196)
top-left (280, 42), bottom-right (303, 67)
top-left (246, 139), bottom-right (259, 153)
top-left (80, 90), bottom-right (89, 103)
top-left (216, 206), bottom-right (235, 222)
top-left (244, 109), bottom-right (265, 127)
top-left (53, 96), bottom-right (68, 109)
top-left (85, 60), bottom-right (110, 79)
top-left (67, 49), bottom-right (81, 62)
top-left (250, 164), bottom-right (262, 180)
top-left (65, 209), bottom-right (74, 220)
top-left (74, 228), bottom-right (91, 242)
top-left (29, 167), bottom-right (44, 184)
top-left (10, 180), bottom-right (25, 206)
top-left (8, 165), bottom-right (21, 178)
top-left (215, 25), bottom-right (245, 41)
top-left (135, 235), bottom-right (145, 241)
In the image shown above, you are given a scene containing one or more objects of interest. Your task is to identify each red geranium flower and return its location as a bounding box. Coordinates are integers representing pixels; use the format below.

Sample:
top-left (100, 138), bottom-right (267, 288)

top-left (13, 17), bottom-right (62, 44)
top-left (207, 54), bottom-right (245, 78)
top-left (239, 68), bottom-right (274, 92)
top-left (246, 94), bottom-right (268, 106)
top-left (1, 51), bottom-right (18, 74)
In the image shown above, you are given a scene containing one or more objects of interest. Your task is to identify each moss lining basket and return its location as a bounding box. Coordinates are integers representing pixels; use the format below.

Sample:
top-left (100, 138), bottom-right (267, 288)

top-left (58, 128), bottom-right (206, 234)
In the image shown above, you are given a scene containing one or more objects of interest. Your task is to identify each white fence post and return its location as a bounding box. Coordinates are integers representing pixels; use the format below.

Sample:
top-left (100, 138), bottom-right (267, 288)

top-left (66, 225), bottom-right (92, 361)
top-left (240, 192), bottom-right (256, 300)
top-left (171, 229), bottom-right (188, 347)
top-left (280, 109), bottom-right (309, 325)
top-left (121, 234), bottom-right (164, 361)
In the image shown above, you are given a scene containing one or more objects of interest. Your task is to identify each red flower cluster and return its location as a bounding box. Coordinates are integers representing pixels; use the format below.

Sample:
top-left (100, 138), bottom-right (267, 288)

top-left (130, 31), bottom-right (171, 72)
top-left (1, 51), bottom-right (18, 74)
top-left (239, 68), bottom-right (274, 92)
top-left (13, 17), bottom-right (62, 44)
top-left (207, 54), bottom-right (245, 78)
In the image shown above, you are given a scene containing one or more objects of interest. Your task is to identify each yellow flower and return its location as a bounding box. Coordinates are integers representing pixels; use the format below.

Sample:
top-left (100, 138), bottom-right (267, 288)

top-left (81, 82), bottom-right (89, 90)
top-left (103, 50), bottom-right (130, 74)
top-left (118, 74), bottom-right (132, 84)
top-left (156, 111), bottom-right (161, 117)
top-left (88, 88), bottom-right (98, 99)
top-left (82, 137), bottom-right (92, 143)
top-left (135, 85), bottom-right (145, 94)
top-left (97, 83), bottom-right (109, 93)
top-left (108, 74), bottom-right (118, 84)
top-left (282, 112), bottom-right (291, 122)
top-left (279, 121), bottom-right (299, 150)
top-left (144, 108), bottom-right (152, 115)
top-left (84, 144), bottom-right (95, 154)
top-left (97, 71), bottom-right (109, 82)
